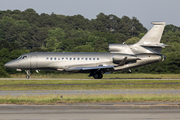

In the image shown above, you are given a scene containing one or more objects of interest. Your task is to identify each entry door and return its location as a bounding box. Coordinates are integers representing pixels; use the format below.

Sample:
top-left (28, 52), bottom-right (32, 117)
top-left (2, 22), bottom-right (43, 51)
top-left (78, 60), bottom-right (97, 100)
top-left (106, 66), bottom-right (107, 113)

top-left (30, 55), bottom-right (37, 69)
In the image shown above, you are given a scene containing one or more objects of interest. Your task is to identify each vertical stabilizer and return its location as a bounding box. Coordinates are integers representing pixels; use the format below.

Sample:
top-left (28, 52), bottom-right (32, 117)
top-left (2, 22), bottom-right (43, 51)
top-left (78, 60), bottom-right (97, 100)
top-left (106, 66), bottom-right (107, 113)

top-left (136, 22), bottom-right (166, 46)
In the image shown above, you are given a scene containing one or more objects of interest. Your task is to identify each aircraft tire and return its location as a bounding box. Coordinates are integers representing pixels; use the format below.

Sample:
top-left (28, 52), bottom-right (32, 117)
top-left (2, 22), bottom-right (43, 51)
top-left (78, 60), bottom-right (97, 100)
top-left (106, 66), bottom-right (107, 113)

top-left (26, 75), bottom-right (30, 79)
top-left (93, 74), bottom-right (99, 79)
top-left (98, 74), bottom-right (103, 79)
top-left (93, 73), bottom-right (103, 79)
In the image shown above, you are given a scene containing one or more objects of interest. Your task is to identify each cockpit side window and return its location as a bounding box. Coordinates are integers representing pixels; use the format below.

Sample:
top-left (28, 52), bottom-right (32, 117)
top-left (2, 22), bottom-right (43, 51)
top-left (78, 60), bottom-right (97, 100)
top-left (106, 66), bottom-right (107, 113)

top-left (18, 56), bottom-right (27, 59)
top-left (22, 56), bottom-right (27, 59)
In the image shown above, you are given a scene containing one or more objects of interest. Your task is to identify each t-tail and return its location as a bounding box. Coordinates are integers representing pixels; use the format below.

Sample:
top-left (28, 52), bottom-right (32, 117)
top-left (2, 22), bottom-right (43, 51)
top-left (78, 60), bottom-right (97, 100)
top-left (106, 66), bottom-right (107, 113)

top-left (109, 22), bottom-right (168, 55)
top-left (129, 22), bottom-right (169, 55)
top-left (136, 22), bottom-right (166, 46)
top-left (111, 22), bottom-right (168, 71)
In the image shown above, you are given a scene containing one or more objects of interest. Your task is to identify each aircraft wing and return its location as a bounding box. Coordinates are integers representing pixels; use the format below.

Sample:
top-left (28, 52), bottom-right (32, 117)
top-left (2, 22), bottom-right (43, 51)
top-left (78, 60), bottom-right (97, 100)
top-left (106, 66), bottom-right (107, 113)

top-left (66, 65), bottom-right (114, 71)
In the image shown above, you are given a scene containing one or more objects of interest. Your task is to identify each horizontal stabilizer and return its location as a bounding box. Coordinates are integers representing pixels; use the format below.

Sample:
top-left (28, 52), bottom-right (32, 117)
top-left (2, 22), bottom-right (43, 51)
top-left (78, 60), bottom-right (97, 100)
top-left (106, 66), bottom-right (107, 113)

top-left (141, 44), bottom-right (171, 48)
top-left (162, 45), bottom-right (171, 48)
top-left (66, 65), bottom-right (114, 71)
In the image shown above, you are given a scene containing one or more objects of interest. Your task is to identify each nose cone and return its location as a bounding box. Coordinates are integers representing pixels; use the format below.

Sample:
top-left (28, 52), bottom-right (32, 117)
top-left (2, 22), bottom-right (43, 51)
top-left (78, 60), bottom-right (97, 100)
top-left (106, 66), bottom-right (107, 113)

top-left (4, 60), bottom-right (19, 69)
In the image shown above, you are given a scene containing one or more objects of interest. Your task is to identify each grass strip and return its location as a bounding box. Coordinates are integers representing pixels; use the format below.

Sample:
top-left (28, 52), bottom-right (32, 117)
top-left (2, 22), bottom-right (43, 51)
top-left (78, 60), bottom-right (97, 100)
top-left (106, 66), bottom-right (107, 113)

top-left (1, 80), bottom-right (180, 85)
top-left (10, 73), bottom-right (180, 79)
top-left (0, 80), bottom-right (180, 90)
top-left (0, 94), bottom-right (180, 104)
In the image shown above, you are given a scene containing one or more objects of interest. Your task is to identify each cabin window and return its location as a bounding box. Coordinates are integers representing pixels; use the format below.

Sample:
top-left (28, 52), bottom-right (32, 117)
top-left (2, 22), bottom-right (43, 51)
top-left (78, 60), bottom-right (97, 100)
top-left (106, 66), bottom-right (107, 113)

top-left (93, 58), bottom-right (95, 60)
top-left (73, 58), bottom-right (76, 60)
top-left (81, 58), bottom-right (84, 60)
top-left (89, 58), bottom-right (91, 60)
top-left (50, 58), bottom-right (53, 60)
top-left (77, 58), bottom-right (80, 60)
top-left (58, 58), bottom-right (60, 60)
top-left (85, 58), bottom-right (88, 60)
top-left (46, 57), bottom-right (49, 60)
top-left (70, 58), bottom-right (72, 60)
top-left (62, 58), bottom-right (64, 60)
top-left (97, 58), bottom-right (99, 60)
top-left (66, 58), bottom-right (68, 60)
top-left (54, 58), bottom-right (56, 60)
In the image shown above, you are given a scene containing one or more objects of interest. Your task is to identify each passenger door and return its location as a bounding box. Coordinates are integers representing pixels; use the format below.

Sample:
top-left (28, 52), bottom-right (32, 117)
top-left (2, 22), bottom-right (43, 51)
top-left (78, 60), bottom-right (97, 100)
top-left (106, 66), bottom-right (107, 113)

top-left (30, 55), bottom-right (37, 69)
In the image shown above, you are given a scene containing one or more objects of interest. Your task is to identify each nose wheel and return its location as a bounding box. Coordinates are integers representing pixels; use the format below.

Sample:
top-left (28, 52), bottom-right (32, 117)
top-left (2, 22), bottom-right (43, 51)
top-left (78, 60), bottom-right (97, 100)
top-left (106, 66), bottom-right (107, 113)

top-left (25, 70), bottom-right (31, 79)
top-left (26, 75), bottom-right (30, 79)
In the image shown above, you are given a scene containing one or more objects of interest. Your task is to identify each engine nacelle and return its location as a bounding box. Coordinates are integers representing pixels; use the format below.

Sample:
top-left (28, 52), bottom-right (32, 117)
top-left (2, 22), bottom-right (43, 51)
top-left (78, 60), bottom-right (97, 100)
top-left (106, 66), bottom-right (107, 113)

top-left (113, 54), bottom-right (139, 64)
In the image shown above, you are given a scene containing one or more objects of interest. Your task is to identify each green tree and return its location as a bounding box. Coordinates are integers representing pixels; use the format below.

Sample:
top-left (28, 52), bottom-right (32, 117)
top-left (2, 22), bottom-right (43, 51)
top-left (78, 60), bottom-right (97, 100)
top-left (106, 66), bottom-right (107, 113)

top-left (72, 45), bottom-right (94, 52)
top-left (93, 37), bottom-right (108, 52)
top-left (126, 37), bottom-right (139, 44)
top-left (139, 33), bottom-right (145, 39)
top-left (114, 33), bottom-right (127, 43)
top-left (45, 28), bottom-right (65, 50)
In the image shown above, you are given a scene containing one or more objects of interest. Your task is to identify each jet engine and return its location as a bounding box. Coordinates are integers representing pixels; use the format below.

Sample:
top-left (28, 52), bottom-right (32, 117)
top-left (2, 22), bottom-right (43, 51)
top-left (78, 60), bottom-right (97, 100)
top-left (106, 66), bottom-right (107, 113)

top-left (113, 54), bottom-right (139, 64)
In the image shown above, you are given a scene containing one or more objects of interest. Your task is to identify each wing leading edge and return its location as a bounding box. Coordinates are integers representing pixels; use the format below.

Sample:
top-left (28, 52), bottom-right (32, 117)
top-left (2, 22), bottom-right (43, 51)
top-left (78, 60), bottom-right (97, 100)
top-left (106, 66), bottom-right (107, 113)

top-left (66, 65), bottom-right (114, 71)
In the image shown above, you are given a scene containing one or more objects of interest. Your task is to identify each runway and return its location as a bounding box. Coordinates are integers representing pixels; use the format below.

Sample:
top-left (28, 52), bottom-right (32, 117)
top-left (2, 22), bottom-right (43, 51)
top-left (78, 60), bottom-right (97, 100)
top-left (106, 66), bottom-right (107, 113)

top-left (0, 78), bottom-right (180, 119)
top-left (0, 104), bottom-right (180, 120)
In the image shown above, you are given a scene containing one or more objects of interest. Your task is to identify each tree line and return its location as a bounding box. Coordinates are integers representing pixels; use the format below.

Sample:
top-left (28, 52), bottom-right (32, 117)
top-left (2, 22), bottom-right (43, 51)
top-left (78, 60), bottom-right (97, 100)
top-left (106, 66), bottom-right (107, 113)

top-left (0, 8), bottom-right (180, 77)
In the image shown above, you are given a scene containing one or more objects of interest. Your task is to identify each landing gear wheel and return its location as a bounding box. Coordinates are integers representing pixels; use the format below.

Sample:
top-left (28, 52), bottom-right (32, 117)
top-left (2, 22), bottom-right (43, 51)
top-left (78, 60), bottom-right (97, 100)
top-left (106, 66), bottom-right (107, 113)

top-left (98, 74), bottom-right (103, 79)
top-left (93, 74), bottom-right (99, 79)
top-left (93, 73), bottom-right (103, 79)
top-left (25, 70), bottom-right (31, 79)
top-left (26, 75), bottom-right (30, 79)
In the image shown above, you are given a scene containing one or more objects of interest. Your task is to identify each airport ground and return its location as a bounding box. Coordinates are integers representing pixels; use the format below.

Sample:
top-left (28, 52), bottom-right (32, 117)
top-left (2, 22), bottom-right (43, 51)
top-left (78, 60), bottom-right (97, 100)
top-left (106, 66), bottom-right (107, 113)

top-left (9, 73), bottom-right (180, 79)
top-left (0, 104), bottom-right (180, 120)
top-left (0, 74), bottom-right (180, 119)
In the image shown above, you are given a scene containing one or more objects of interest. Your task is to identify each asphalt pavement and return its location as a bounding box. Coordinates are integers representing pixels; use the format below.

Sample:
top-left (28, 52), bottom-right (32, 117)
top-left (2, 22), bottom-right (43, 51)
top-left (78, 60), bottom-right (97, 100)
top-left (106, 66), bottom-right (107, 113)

top-left (0, 103), bottom-right (180, 120)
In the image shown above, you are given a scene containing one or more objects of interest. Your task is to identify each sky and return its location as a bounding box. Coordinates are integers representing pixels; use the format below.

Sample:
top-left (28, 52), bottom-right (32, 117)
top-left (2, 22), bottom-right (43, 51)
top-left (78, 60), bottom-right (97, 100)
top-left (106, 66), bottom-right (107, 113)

top-left (0, 0), bottom-right (180, 30)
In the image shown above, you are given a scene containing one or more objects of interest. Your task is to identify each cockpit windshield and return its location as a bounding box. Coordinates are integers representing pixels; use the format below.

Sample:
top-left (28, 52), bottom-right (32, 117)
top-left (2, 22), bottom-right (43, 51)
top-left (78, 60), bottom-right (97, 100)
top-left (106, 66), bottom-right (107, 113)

top-left (17, 56), bottom-right (27, 59)
top-left (17, 56), bottom-right (22, 59)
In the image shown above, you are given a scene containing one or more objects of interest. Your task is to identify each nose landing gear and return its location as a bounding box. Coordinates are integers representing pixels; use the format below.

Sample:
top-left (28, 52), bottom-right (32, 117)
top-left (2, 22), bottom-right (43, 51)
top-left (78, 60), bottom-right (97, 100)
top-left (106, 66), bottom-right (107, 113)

top-left (25, 70), bottom-right (31, 79)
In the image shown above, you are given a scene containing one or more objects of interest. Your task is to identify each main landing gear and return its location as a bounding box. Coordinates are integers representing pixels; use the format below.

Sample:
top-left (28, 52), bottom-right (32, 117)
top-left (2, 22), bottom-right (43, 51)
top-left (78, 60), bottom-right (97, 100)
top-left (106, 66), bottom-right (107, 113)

top-left (25, 70), bottom-right (31, 79)
top-left (93, 73), bottom-right (103, 79)
top-left (89, 71), bottom-right (103, 79)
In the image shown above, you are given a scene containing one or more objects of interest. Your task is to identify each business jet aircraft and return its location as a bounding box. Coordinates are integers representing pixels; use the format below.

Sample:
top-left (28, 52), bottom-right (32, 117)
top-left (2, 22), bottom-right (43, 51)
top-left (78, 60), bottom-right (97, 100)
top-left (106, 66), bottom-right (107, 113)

top-left (4, 22), bottom-right (168, 79)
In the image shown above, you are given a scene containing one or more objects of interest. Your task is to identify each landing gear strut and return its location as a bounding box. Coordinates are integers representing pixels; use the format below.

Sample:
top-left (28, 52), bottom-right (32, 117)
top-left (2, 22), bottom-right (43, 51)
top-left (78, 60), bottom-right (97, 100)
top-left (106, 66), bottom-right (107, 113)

top-left (25, 70), bottom-right (31, 79)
